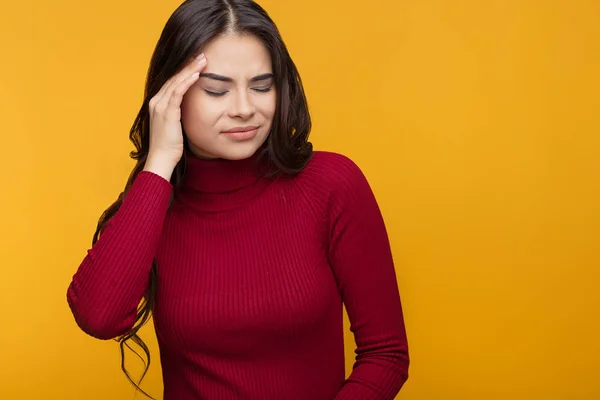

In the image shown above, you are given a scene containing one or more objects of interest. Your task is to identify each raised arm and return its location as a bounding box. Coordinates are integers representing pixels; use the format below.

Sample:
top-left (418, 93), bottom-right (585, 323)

top-left (66, 172), bottom-right (172, 339)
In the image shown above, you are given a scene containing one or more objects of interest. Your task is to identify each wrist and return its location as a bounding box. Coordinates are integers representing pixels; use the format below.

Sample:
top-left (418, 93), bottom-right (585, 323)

top-left (143, 156), bottom-right (177, 181)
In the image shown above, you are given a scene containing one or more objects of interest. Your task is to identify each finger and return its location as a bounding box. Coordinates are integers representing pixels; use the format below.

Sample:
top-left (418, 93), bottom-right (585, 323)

top-left (154, 54), bottom-right (206, 107)
top-left (161, 70), bottom-right (201, 119)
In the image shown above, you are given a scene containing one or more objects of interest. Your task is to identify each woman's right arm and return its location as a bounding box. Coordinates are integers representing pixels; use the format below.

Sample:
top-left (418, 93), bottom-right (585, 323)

top-left (66, 171), bottom-right (172, 340)
top-left (67, 52), bottom-right (208, 340)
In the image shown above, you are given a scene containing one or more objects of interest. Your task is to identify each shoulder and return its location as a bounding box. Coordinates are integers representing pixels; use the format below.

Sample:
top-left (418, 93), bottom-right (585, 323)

top-left (281, 151), bottom-right (381, 227)
top-left (293, 151), bottom-right (373, 201)
top-left (305, 151), bottom-right (363, 178)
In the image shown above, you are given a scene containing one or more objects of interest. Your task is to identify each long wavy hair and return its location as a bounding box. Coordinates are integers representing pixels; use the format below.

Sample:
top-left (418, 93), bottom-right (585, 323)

top-left (92, 0), bottom-right (312, 397)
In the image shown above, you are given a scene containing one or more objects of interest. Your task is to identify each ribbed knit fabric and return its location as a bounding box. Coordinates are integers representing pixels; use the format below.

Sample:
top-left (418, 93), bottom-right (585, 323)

top-left (67, 150), bottom-right (409, 400)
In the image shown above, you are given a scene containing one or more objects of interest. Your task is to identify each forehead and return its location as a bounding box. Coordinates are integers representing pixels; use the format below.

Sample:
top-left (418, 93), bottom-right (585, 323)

top-left (201, 34), bottom-right (272, 78)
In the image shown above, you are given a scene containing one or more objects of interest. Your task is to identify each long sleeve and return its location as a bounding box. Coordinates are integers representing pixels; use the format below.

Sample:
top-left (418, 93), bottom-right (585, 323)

top-left (66, 171), bottom-right (173, 340)
top-left (327, 157), bottom-right (409, 399)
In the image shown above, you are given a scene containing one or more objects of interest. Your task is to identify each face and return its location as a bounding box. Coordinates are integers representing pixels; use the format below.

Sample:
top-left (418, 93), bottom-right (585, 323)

top-left (181, 33), bottom-right (276, 160)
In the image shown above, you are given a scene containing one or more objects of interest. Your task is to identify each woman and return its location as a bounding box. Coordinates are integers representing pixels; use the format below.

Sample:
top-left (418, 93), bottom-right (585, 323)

top-left (66, 0), bottom-right (409, 399)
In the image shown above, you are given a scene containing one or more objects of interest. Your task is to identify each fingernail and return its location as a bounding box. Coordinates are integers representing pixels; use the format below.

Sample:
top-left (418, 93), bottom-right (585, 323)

top-left (196, 53), bottom-right (205, 60)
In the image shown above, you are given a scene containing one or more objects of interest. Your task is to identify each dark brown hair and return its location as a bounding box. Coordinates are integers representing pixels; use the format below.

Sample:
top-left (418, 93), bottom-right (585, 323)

top-left (92, 0), bottom-right (312, 397)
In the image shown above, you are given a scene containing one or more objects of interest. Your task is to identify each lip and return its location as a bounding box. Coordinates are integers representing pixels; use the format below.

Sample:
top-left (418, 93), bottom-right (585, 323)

top-left (223, 126), bottom-right (259, 133)
top-left (222, 126), bottom-right (259, 141)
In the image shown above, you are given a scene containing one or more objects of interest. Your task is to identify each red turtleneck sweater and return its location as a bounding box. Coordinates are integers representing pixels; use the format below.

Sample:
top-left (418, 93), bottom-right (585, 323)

top-left (67, 151), bottom-right (409, 400)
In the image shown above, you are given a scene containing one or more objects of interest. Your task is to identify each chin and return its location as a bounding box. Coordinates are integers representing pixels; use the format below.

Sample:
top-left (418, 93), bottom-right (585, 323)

top-left (217, 143), bottom-right (263, 161)
top-left (187, 136), bottom-right (266, 160)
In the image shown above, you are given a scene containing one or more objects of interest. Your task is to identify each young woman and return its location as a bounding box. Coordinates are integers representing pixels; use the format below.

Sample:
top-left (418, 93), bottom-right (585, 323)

top-left (67, 0), bottom-right (409, 399)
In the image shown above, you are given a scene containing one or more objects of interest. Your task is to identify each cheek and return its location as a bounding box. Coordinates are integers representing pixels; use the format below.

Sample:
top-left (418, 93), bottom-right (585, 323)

top-left (181, 94), bottom-right (223, 132)
top-left (258, 93), bottom-right (277, 121)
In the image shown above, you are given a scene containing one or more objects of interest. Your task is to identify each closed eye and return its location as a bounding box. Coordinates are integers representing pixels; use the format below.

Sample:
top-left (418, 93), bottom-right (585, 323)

top-left (204, 86), bottom-right (273, 97)
top-left (253, 86), bottom-right (273, 93)
top-left (204, 90), bottom-right (227, 97)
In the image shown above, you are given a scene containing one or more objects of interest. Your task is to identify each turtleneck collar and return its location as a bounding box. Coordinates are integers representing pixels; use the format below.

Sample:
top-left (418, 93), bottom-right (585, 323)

top-left (175, 149), bottom-right (274, 213)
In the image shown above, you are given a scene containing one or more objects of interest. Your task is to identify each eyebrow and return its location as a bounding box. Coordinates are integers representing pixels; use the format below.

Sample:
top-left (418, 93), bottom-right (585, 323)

top-left (199, 72), bottom-right (274, 83)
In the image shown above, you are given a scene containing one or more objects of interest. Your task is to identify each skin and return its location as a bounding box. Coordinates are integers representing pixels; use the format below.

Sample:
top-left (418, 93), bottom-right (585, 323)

top-left (143, 33), bottom-right (276, 180)
top-left (182, 34), bottom-right (276, 160)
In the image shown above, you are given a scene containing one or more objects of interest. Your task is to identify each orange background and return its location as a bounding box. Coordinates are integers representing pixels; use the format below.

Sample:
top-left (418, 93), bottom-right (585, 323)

top-left (1, 0), bottom-right (598, 399)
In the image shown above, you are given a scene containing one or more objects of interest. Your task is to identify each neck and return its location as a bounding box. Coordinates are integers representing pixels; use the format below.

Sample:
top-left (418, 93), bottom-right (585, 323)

top-left (175, 149), bottom-right (273, 212)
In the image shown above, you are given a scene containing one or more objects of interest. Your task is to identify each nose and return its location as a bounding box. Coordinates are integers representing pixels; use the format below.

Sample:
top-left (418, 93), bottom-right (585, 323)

top-left (228, 90), bottom-right (256, 119)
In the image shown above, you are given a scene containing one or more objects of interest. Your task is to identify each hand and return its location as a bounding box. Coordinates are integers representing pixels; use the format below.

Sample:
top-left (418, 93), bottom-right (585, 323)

top-left (143, 53), bottom-right (207, 180)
